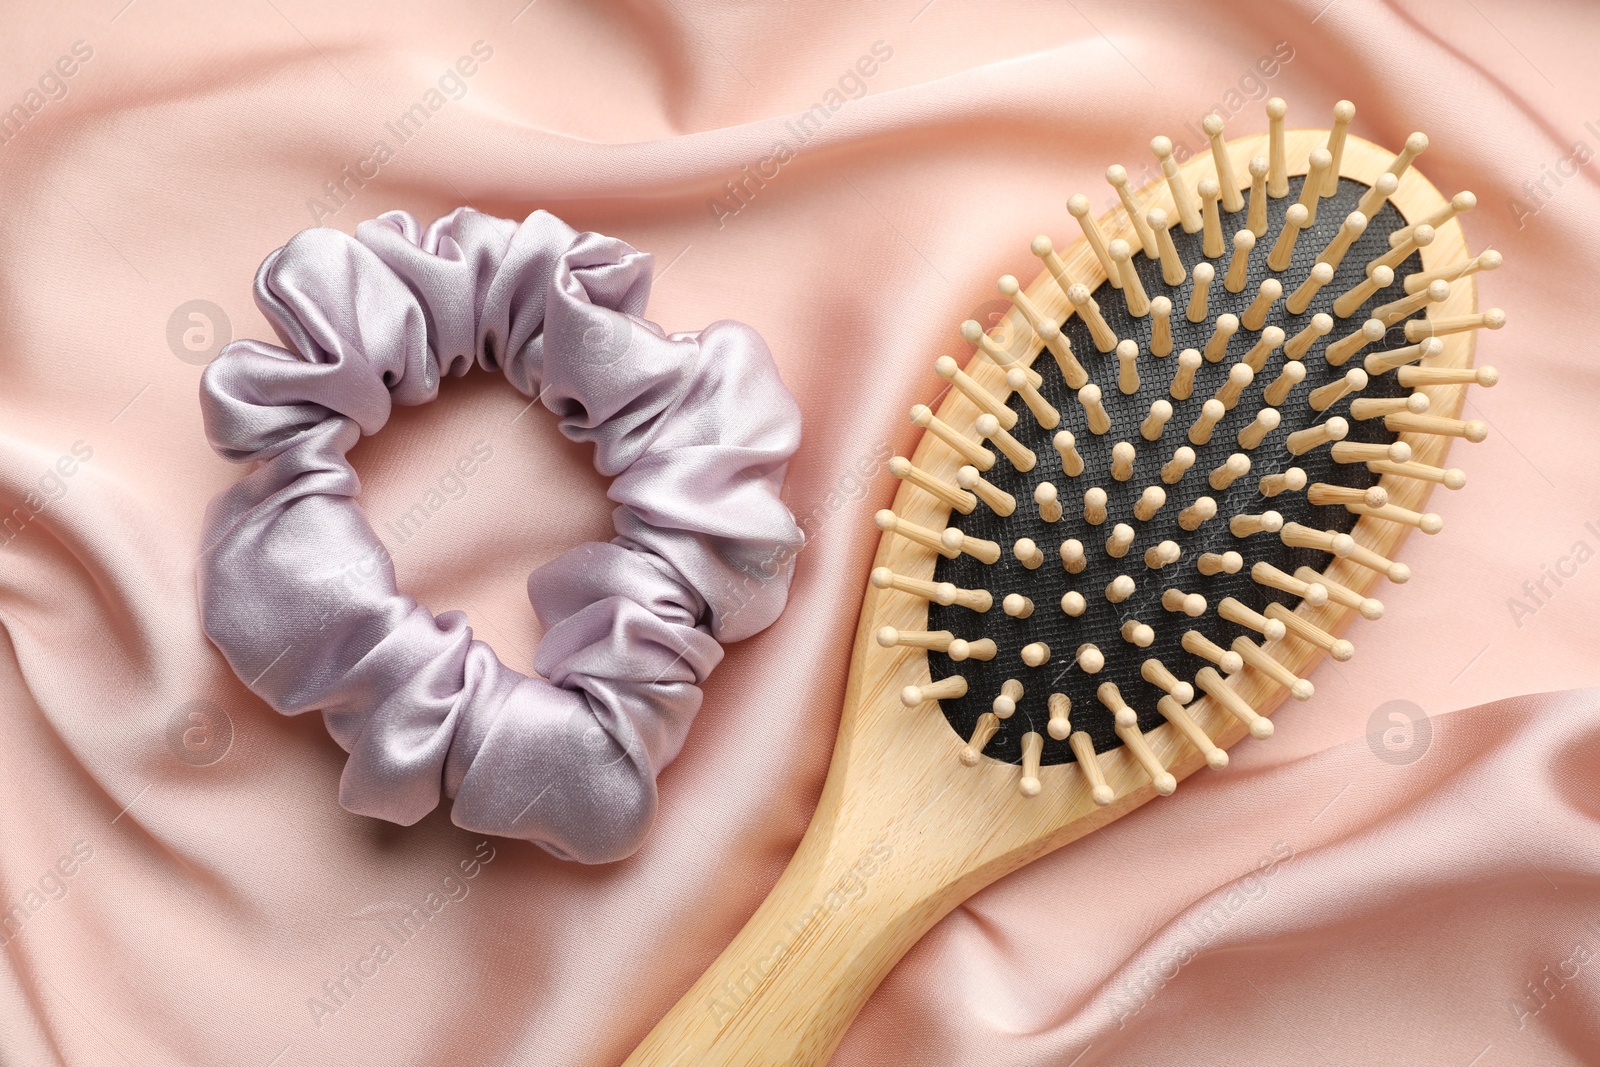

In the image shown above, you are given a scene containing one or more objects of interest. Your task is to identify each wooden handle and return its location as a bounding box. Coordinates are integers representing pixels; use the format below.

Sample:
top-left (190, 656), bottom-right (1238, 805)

top-left (622, 778), bottom-right (974, 1066)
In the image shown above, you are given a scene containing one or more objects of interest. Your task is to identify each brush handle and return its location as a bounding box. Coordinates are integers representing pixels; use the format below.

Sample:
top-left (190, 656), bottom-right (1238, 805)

top-left (622, 774), bottom-right (982, 1066)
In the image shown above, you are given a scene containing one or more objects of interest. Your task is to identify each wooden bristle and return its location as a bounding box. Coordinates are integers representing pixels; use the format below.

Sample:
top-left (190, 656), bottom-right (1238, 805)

top-left (959, 319), bottom-right (1044, 388)
top-left (1297, 566), bottom-right (1384, 620)
top-left (1231, 636), bottom-right (1315, 700)
top-left (1368, 224), bottom-right (1434, 275)
top-left (1404, 248), bottom-right (1500, 295)
top-left (1143, 539), bottom-right (1181, 570)
top-left (1196, 666), bottom-right (1274, 737)
top-left (976, 412), bottom-right (1037, 472)
top-left (1241, 279), bottom-right (1283, 331)
top-left (1116, 339), bottom-right (1142, 395)
top-left (1047, 692), bottom-right (1074, 740)
top-left (1364, 336), bottom-right (1444, 377)
top-left (1307, 369), bottom-right (1368, 413)
top-left (1013, 537), bottom-right (1045, 570)
top-left (1323, 318), bottom-right (1385, 366)
top-left (870, 567), bottom-right (993, 612)
top-left (1182, 630), bottom-right (1243, 674)
top-left (1030, 234), bottom-right (1079, 297)
top-left (1315, 211), bottom-right (1368, 271)
top-left (878, 626), bottom-right (955, 652)
top-left (1298, 148), bottom-right (1332, 225)
top-left (1332, 265), bottom-right (1394, 319)
top-left (1264, 602), bottom-right (1354, 661)
top-left (1245, 155), bottom-right (1270, 236)
top-left (1387, 131), bottom-right (1429, 179)
top-left (1186, 262), bottom-right (1215, 323)
top-left (901, 675), bottom-right (968, 708)
top-left (1006, 368), bottom-right (1062, 429)
top-left (1224, 230), bottom-right (1256, 293)
top-left (1140, 399), bottom-right (1174, 441)
top-left (1219, 596), bottom-right (1287, 640)
top-left (1323, 100), bottom-right (1355, 195)
top-left (1158, 694), bottom-right (1229, 769)
top-left (1250, 560), bottom-right (1328, 606)
top-left (1110, 240), bottom-right (1150, 318)
top-left (1203, 113), bottom-right (1244, 212)
top-left (1034, 481), bottom-right (1063, 523)
top-left (1018, 731), bottom-right (1043, 796)
top-left (1151, 209), bottom-right (1187, 287)
top-left (1150, 296), bottom-right (1174, 356)
top-left (1069, 731), bottom-right (1115, 806)
top-left (1002, 593), bottom-right (1035, 619)
top-left (1104, 527), bottom-right (1135, 562)
top-left (934, 355), bottom-right (1016, 428)
top-left (1392, 190), bottom-right (1474, 248)
top-left (1196, 550), bottom-right (1243, 576)
top-left (1262, 360), bottom-right (1306, 408)
top-left (994, 678), bottom-right (1023, 719)
top-left (1106, 165), bottom-right (1159, 257)
top-left (1403, 308), bottom-right (1506, 343)
top-left (1096, 681), bottom-right (1139, 728)
top-left (1170, 349), bottom-right (1202, 400)
top-left (1199, 178), bottom-right (1225, 259)
top-left (1068, 194), bottom-right (1119, 286)
top-left (1160, 445), bottom-right (1196, 485)
top-left (1150, 135), bottom-right (1202, 233)
top-left (959, 712), bottom-right (1000, 765)
top-left (1266, 97), bottom-right (1289, 196)
top-left (889, 456), bottom-right (978, 514)
top-left (1355, 171), bottom-right (1398, 219)
top-left (956, 465), bottom-right (1017, 517)
top-left (1116, 719), bottom-right (1177, 795)
top-left (911, 404), bottom-right (994, 470)
top-left (1202, 315), bottom-right (1238, 363)
top-left (1267, 203), bottom-right (1309, 272)
top-left (1258, 466), bottom-right (1306, 497)
top-left (1141, 657), bottom-right (1196, 704)
top-left (1082, 486), bottom-right (1108, 525)
top-left (1052, 430), bottom-right (1086, 477)
top-left (1078, 383), bottom-right (1112, 434)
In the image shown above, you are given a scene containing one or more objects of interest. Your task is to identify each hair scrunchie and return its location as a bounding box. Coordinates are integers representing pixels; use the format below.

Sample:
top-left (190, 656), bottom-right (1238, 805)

top-left (197, 208), bottom-right (803, 863)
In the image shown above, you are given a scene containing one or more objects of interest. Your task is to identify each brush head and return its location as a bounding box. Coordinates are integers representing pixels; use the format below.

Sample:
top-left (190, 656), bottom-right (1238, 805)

top-left (925, 167), bottom-right (1419, 766)
top-left (871, 105), bottom-right (1501, 797)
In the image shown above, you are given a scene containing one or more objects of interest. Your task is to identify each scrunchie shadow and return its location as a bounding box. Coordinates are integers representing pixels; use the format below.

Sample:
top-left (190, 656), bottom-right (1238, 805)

top-left (198, 208), bottom-right (803, 863)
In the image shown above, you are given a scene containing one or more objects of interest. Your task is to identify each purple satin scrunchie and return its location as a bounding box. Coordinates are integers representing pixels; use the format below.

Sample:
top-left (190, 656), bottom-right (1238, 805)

top-left (197, 208), bottom-right (803, 863)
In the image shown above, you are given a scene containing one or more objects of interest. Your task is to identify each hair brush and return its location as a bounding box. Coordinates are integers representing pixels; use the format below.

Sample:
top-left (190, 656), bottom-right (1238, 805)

top-left (623, 97), bottom-right (1503, 1065)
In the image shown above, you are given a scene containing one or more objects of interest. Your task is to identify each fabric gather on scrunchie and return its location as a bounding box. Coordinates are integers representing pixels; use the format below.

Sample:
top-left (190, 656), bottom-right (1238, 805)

top-left (197, 208), bottom-right (803, 863)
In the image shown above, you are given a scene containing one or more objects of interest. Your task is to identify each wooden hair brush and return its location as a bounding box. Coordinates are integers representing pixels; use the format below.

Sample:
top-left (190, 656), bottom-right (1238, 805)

top-left (624, 98), bottom-right (1503, 1065)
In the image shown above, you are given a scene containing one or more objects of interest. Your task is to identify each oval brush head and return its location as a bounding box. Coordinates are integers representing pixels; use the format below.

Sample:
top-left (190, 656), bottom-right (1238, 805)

top-left (878, 99), bottom-right (1502, 796)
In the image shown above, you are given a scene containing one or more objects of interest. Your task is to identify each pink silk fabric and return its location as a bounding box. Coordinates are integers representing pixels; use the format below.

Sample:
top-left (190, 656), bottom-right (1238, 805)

top-left (1, 1), bottom-right (1597, 1064)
